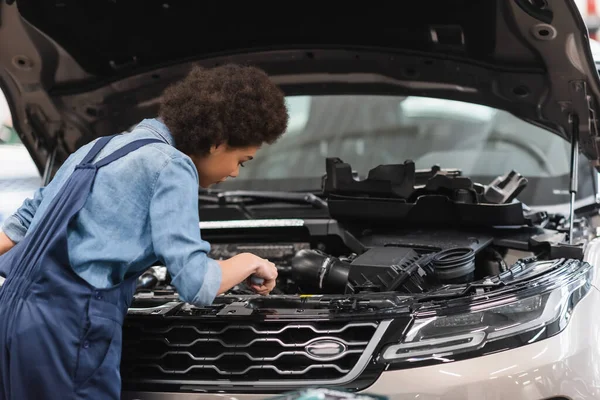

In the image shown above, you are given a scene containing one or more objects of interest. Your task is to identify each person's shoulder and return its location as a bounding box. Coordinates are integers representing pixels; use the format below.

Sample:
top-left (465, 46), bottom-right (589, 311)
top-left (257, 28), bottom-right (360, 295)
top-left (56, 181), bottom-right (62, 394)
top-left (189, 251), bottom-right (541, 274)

top-left (128, 119), bottom-right (189, 161)
top-left (125, 124), bottom-right (198, 179)
top-left (114, 133), bottom-right (177, 168)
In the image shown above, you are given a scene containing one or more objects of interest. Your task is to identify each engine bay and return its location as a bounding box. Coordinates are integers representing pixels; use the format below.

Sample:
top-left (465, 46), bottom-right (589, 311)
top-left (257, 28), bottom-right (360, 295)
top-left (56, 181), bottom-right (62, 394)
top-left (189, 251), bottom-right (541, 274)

top-left (135, 223), bottom-right (586, 300)
top-left (134, 160), bottom-right (593, 302)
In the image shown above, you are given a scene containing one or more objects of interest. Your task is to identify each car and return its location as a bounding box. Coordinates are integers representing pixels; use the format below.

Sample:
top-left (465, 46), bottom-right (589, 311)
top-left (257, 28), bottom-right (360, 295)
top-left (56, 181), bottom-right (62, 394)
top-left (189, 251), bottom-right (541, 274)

top-left (2, 1), bottom-right (600, 399)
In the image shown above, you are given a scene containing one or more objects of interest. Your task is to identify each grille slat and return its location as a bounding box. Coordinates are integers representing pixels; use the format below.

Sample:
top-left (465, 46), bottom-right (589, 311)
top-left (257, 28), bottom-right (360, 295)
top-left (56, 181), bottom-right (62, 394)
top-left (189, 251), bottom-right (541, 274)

top-left (125, 321), bottom-right (376, 335)
top-left (137, 348), bottom-right (364, 362)
top-left (134, 363), bottom-right (351, 376)
top-left (134, 336), bottom-right (369, 348)
top-left (121, 319), bottom-right (383, 384)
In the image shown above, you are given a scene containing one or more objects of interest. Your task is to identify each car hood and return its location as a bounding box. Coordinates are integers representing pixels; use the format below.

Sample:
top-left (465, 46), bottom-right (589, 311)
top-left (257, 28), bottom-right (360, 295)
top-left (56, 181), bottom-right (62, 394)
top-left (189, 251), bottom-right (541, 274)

top-left (2, 0), bottom-right (600, 177)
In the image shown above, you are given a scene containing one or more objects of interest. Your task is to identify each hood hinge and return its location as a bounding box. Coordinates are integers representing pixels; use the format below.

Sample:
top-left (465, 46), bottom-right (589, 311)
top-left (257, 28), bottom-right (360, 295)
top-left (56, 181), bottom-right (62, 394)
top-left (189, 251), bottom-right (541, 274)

top-left (41, 146), bottom-right (57, 186)
top-left (25, 104), bottom-right (65, 185)
top-left (39, 127), bottom-right (64, 186)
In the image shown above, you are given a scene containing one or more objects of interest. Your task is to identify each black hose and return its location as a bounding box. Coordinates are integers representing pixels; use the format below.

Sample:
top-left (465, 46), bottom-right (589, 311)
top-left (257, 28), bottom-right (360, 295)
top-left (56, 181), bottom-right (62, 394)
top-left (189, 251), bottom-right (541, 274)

top-left (432, 247), bottom-right (476, 283)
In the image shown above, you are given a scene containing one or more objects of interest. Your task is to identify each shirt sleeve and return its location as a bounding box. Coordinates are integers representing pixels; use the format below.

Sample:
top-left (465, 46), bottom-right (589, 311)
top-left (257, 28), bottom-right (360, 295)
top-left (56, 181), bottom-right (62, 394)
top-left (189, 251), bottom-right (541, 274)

top-left (149, 156), bottom-right (222, 305)
top-left (1, 186), bottom-right (45, 243)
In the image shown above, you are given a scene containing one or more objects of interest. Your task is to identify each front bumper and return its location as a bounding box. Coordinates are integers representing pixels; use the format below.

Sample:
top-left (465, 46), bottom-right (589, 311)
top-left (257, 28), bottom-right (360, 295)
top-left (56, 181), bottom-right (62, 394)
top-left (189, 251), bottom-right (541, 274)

top-left (123, 284), bottom-right (600, 400)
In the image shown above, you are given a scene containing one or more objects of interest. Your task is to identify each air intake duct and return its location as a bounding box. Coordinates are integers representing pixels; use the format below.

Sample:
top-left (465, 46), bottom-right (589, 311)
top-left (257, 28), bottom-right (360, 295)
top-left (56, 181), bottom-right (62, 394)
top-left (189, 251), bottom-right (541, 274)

top-left (291, 249), bottom-right (350, 293)
top-left (431, 247), bottom-right (475, 283)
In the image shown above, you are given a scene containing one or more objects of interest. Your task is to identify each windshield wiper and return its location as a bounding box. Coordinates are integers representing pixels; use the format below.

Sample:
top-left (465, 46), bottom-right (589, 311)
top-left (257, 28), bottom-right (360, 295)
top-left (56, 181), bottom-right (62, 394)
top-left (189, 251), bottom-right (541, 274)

top-left (199, 189), bottom-right (328, 209)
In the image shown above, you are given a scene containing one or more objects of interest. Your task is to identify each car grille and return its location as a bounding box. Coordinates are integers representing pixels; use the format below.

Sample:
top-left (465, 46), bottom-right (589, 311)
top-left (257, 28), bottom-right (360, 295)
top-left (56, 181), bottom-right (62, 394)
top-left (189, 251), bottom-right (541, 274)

top-left (121, 318), bottom-right (389, 386)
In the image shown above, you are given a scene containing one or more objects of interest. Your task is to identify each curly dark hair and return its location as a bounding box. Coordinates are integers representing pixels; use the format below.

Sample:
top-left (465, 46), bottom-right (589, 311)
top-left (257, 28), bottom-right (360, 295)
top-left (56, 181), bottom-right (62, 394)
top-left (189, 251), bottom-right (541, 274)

top-left (159, 64), bottom-right (289, 156)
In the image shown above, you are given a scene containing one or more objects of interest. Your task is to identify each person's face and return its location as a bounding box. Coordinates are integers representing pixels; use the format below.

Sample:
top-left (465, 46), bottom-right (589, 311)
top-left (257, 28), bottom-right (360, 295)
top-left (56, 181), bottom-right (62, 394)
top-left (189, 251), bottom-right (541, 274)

top-left (190, 144), bottom-right (259, 188)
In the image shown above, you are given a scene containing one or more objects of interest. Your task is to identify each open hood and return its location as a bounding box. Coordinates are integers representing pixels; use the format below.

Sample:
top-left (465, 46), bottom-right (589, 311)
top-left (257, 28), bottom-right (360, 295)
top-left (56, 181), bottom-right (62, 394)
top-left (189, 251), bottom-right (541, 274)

top-left (2, 0), bottom-right (600, 177)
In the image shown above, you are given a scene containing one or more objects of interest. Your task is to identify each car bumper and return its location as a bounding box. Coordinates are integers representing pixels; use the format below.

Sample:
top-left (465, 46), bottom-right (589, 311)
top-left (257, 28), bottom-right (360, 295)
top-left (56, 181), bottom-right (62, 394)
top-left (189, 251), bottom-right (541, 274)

top-left (122, 285), bottom-right (600, 400)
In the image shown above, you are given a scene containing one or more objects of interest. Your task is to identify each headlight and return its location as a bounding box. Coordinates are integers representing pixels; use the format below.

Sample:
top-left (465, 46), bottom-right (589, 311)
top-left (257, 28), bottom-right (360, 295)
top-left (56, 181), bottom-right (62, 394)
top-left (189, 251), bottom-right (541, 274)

top-left (380, 260), bottom-right (592, 367)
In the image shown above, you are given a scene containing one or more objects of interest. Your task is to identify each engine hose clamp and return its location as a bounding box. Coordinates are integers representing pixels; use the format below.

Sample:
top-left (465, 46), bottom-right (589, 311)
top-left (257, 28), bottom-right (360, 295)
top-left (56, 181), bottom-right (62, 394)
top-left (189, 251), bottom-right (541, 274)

top-left (318, 257), bottom-right (333, 290)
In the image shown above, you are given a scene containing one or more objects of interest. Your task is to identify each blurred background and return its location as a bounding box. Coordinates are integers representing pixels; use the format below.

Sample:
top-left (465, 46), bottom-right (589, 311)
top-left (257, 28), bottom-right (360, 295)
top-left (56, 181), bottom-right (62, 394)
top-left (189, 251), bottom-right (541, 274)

top-left (0, 88), bottom-right (40, 226)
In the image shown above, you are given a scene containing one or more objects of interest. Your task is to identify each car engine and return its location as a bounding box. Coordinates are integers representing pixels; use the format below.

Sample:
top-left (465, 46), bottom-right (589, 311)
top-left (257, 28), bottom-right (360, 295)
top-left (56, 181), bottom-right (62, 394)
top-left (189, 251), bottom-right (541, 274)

top-left (134, 159), bottom-right (592, 299)
top-left (135, 228), bottom-right (567, 298)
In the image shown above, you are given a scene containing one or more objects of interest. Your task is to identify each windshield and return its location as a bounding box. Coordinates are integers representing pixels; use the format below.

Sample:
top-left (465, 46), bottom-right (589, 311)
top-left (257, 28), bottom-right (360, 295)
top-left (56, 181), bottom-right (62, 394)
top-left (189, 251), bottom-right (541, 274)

top-left (216, 95), bottom-right (596, 206)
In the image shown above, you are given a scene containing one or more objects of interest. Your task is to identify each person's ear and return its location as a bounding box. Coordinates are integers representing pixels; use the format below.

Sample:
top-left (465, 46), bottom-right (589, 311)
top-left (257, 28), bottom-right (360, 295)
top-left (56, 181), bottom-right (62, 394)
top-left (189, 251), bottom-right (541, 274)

top-left (210, 143), bottom-right (227, 155)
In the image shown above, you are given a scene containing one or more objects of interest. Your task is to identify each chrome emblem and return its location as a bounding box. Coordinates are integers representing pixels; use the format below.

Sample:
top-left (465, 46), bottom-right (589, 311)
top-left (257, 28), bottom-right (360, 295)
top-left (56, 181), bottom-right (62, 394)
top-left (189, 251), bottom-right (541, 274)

top-left (305, 339), bottom-right (347, 360)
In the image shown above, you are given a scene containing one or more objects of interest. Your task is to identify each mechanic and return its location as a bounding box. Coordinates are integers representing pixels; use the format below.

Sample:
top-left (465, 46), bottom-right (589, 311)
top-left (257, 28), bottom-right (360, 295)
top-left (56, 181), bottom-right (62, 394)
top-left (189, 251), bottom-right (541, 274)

top-left (0, 64), bottom-right (289, 399)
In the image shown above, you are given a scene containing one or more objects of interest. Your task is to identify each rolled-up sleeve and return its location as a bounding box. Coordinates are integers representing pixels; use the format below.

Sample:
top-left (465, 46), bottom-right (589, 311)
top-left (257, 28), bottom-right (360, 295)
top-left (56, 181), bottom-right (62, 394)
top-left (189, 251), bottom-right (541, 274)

top-left (149, 156), bottom-right (222, 305)
top-left (1, 186), bottom-right (45, 243)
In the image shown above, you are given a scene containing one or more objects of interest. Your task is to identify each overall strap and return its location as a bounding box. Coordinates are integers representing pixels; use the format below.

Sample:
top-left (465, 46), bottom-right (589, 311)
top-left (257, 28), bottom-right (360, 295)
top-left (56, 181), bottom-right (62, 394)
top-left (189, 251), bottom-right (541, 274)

top-left (76, 136), bottom-right (163, 169)
top-left (78, 135), bottom-right (119, 166)
top-left (94, 139), bottom-right (163, 168)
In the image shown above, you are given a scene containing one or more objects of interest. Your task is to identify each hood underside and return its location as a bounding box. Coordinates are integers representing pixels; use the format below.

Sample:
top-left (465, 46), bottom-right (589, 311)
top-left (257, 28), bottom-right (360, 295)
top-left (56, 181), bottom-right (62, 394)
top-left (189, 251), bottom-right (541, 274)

top-left (2, 0), bottom-right (600, 176)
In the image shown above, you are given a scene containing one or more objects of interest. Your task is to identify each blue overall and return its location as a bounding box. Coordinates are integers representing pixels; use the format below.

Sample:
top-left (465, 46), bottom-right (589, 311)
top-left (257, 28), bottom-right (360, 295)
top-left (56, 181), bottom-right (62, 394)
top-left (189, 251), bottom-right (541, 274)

top-left (0, 135), bottom-right (161, 399)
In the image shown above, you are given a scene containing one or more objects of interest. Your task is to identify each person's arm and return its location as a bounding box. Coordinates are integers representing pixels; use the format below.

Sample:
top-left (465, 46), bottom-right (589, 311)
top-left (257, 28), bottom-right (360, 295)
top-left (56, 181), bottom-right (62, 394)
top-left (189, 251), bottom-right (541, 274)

top-left (0, 232), bottom-right (15, 256)
top-left (1, 186), bottom-right (45, 244)
top-left (149, 157), bottom-right (276, 306)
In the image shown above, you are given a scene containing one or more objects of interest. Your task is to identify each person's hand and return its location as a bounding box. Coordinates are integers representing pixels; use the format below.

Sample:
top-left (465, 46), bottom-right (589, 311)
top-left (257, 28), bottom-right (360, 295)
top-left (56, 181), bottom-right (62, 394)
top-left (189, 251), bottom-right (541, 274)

top-left (217, 253), bottom-right (278, 296)
top-left (243, 254), bottom-right (278, 295)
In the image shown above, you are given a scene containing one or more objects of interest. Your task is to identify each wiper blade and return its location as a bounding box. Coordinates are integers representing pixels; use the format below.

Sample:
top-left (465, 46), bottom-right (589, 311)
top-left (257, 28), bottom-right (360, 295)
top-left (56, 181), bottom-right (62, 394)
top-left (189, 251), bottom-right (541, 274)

top-left (200, 190), bottom-right (328, 209)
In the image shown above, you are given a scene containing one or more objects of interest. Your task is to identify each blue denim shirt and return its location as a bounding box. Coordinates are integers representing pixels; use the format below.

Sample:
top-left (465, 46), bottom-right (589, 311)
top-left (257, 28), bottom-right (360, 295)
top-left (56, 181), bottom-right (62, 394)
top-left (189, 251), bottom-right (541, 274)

top-left (1, 118), bottom-right (221, 305)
